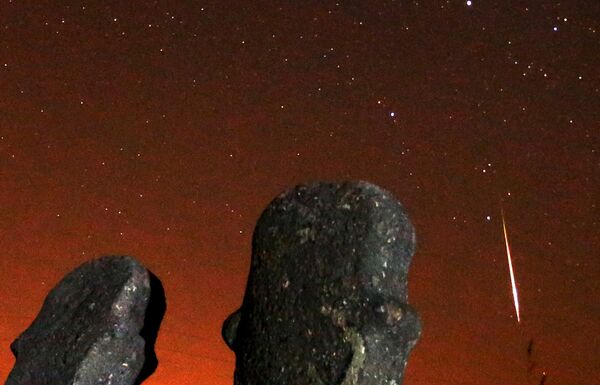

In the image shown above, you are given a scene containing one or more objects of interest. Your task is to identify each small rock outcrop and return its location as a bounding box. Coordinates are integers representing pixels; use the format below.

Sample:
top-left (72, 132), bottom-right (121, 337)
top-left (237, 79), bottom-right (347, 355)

top-left (223, 181), bottom-right (421, 385)
top-left (6, 256), bottom-right (153, 385)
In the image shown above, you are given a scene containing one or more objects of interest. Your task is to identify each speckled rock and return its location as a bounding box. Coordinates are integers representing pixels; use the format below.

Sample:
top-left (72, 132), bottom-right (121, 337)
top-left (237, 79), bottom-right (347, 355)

top-left (223, 181), bottom-right (421, 385)
top-left (6, 256), bottom-right (151, 385)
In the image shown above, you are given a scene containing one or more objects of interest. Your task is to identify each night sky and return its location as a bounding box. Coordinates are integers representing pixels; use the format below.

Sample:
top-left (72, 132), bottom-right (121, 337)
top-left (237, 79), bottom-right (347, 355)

top-left (0, 1), bottom-right (598, 384)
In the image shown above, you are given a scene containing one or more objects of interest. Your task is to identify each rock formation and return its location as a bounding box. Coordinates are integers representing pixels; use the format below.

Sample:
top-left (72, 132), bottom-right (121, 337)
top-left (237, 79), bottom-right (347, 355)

top-left (223, 181), bottom-right (421, 385)
top-left (6, 256), bottom-right (156, 385)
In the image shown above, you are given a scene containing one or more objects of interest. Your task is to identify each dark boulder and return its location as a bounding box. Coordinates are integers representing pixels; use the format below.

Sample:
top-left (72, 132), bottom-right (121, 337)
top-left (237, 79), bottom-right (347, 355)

top-left (223, 181), bottom-right (421, 385)
top-left (6, 256), bottom-right (155, 385)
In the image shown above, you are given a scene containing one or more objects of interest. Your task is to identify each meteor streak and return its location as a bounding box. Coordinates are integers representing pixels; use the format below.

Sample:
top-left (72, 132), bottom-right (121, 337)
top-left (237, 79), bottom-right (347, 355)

top-left (501, 208), bottom-right (521, 323)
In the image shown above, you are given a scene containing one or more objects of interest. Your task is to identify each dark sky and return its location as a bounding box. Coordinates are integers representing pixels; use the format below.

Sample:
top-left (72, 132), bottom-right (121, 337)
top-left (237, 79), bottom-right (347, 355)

top-left (0, 1), bottom-right (598, 384)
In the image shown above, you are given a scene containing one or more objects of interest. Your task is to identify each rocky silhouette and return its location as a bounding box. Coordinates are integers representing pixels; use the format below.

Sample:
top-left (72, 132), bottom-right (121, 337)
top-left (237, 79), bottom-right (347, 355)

top-left (6, 256), bottom-right (164, 385)
top-left (223, 181), bottom-right (421, 385)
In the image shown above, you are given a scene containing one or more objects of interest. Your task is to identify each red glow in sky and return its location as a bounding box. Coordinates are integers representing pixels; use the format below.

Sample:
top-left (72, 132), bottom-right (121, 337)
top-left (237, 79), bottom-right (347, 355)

top-left (1, 1), bottom-right (598, 384)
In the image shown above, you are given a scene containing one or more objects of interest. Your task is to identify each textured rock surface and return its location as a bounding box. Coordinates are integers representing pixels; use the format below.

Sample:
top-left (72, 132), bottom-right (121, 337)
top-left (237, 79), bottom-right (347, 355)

top-left (223, 181), bottom-right (421, 385)
top-left (6, 256), bottom-right (151, 385)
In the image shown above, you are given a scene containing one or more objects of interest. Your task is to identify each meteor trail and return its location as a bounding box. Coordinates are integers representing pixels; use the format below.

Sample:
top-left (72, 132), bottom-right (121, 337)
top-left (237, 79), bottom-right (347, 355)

top-left (501, 208), bottom-right (521, 323)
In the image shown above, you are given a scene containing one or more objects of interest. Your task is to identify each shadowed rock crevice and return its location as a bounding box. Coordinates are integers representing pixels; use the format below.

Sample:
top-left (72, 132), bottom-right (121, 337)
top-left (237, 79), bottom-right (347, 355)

top-left (134, 272), bottom-right (166, 385)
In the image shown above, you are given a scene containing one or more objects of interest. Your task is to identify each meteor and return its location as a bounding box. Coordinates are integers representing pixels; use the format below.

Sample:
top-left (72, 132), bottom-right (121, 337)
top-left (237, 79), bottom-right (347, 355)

top-left (501, 208), bottom-right (521, 323)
